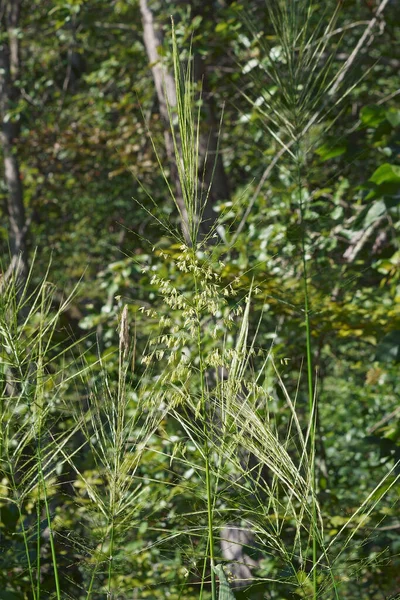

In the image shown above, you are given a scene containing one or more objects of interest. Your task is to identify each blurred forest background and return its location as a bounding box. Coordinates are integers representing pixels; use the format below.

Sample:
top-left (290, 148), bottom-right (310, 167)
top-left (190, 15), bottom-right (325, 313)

top-left (0, 0), bottom-right (400, 598)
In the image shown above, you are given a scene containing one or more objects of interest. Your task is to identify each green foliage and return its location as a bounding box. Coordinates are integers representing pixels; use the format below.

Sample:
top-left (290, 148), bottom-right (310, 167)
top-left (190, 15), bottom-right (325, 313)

top-left (0, 1), bottom-right (399, 599)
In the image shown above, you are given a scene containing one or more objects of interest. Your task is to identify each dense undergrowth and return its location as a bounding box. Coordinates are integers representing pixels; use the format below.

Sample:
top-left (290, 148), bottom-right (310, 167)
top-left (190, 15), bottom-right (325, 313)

top-left (1, 2), bottom-right (400, 599)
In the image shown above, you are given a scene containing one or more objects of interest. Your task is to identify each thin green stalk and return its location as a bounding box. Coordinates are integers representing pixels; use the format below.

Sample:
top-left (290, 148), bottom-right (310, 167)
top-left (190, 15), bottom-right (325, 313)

top-left (85, 533), bottom-right (108, 600)
top-left (19, 515), bottom-right (37, 600)
top-left (296, 152), bottom-right (318, 600)
top-left (204, 451), bottom-right (216, 600)
top-left (4, 414), bottom-right (37, 599)
top-left (12, 481), bottom-right (38, 600)
top-left (193, 254), bottom-right (217, 600)
top-left (301, 227), bottom-right (318, 598)
top-left (85, 558), bottom-right (99, 599)
top-left (39, 451), bottom-right (61, 600)
top-left (199, 536), bottom-right (210, 600)
top-left (35, 297), bottom-right (61, 600)
top-left (34, 295), bottom-right (44, 600)
top-left (297, 164), bottom-right (340, 600)
top-left (107, 425), bottom-right (119, 599)
top-left (106, 320), bottom-right (128, 599)
top-left (107, 514), bottom-right (115, 599)
top-left (36, 479), bottom-right (41, 600)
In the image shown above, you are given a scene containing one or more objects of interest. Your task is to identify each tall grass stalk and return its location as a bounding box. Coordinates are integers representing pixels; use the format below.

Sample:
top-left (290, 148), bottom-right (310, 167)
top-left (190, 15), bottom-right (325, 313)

top-left (170, 58), bottom-right (218, 600)
top-left (195, 269), bottom-right (217, 600)
top-left (145, 21), bottom-right (224, 598)
top-left (239, 1), bottom-right (395, 597)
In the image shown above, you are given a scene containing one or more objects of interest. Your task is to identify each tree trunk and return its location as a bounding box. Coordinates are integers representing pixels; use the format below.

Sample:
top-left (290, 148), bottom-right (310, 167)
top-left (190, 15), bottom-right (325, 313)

top-left (139, 0), bottom-right (191, 243)
top-left (0, 0), bottom-right (28, 279)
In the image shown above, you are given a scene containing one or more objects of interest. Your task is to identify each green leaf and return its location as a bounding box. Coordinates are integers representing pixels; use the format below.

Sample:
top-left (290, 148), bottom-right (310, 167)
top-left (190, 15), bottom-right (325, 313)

top-left (363, 200), bottom-right (386, 228)
top-left (366, 164), bottom-right (400, 200)
top-left (315, 143), bottom-right (346, 161)
top-left (215, 22), bottom-right (228, 33)
top-left (331, 205), bottom-right (343, 220)
top-left (386, 108), bottom-right (400, 128)
top-left (360, 105), bottom-right (387, 127)
top-left (369, 164), bottom-right (400, 186)
top-left (191, 15), bottom-right (203, 29)
top-left (214, 565), bottom-right (236, 600)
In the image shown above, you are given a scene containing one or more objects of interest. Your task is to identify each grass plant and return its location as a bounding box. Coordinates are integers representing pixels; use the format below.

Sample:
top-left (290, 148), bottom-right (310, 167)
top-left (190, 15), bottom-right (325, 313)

top-left (0, 2), bottom-right (399, 599)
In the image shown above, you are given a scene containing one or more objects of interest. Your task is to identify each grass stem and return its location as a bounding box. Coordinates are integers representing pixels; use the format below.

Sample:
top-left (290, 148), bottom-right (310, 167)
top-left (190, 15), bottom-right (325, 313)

top-left (194, 251), bottom-right (217, 600)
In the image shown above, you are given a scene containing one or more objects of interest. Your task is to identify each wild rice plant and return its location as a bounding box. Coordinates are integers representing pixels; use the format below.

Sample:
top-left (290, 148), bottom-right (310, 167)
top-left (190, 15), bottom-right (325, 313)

top-left (1, 2), bottom-right (398, 599)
